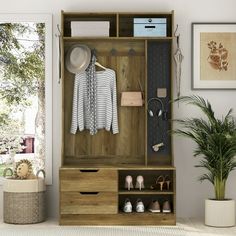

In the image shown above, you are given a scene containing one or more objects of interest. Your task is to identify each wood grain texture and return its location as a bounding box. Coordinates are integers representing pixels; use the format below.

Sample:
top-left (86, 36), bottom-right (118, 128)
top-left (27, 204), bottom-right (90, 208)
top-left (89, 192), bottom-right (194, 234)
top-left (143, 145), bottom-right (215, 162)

top-left (63, 40), bottom-right (146, 165)
top-left (60, 192), bottom-right (118, 214)
top-left (60, 12), bottom-right (176, 226)
top-left (60, 213), bottom-right (176, 225)
top-left (60, 169), bottom-right (118, 192)
top-left (60, 165), bottom-right (176, 170)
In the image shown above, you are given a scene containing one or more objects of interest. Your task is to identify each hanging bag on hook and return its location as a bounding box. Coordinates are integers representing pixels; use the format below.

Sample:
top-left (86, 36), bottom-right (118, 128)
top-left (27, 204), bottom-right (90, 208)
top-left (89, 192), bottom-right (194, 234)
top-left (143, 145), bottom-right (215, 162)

top-left (121, 79), bottom-right (144, 106)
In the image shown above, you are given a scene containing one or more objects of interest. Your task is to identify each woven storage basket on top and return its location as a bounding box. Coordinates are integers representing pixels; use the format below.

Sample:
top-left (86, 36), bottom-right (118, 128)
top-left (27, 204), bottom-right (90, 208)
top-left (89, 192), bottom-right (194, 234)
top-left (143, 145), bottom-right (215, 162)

top-left (3, 169), bottom-right (46, 224)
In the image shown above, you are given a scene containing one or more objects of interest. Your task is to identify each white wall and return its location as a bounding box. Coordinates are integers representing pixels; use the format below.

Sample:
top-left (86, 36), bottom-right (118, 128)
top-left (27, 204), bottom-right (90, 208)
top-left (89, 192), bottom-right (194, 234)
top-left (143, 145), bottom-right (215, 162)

top-left (1, 0), bottom-right (236, 220)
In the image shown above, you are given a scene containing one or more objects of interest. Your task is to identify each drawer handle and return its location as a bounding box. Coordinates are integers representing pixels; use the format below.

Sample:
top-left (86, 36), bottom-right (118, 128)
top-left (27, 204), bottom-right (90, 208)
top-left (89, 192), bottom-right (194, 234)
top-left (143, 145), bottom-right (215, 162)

top-left (80, 192), bottom-right (99, 195)
top-left (79, 170), bottom-right (99, 172)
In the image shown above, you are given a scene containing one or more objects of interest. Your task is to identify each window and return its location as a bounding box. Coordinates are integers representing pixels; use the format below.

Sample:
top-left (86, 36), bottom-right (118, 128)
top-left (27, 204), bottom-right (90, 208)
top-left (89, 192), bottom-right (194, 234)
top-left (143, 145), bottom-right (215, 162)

top-left (0, 14), bottom-right (52, 184)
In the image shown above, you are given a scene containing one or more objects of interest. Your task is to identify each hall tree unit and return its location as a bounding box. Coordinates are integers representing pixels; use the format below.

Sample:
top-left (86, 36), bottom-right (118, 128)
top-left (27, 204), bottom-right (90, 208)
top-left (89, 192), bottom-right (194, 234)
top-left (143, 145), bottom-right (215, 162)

top-left (59, 11), bottom-right (176, 225)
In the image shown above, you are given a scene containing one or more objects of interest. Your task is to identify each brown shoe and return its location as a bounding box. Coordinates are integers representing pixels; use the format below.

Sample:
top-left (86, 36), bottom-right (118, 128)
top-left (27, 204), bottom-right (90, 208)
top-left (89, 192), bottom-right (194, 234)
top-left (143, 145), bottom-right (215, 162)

top-left (162, 200), bottom-right (171, 213)
top-left (148, 200), bottom-right (161, 213)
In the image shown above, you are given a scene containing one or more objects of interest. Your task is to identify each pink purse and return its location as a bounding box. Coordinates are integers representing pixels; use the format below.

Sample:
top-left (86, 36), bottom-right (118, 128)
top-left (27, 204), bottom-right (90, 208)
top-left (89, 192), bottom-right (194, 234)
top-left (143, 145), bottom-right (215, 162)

top-left (121, 79), bottom-right (144, 107)
top-left (121, 92), bottom-right (143, 106)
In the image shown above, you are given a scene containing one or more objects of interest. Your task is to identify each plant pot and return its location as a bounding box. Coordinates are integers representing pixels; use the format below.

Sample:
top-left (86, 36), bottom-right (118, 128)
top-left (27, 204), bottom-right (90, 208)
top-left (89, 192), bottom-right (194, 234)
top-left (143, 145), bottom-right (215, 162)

top-left (205, 199), bottom-right (235, 227)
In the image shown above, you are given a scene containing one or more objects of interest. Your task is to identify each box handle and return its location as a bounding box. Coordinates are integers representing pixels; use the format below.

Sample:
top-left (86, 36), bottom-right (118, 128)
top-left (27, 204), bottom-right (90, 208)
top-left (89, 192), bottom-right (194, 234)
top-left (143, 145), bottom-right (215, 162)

top-left (79, 169), bottom-right (99, 173)
top-left (145, 26), bottom-right (156, 28)
top-left (79, 192), bottom-right (99, 195)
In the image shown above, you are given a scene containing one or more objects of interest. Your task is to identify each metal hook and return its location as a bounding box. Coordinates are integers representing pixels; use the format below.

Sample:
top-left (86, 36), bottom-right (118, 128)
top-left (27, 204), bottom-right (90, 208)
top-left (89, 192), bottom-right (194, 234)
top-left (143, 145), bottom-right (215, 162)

top-left (174, 24), bottom-right (180, 48)
top-left (128, 48), bottom-right (136, 56)
top-left (174, 24), bottom-right (179, 37)
top-left (55, 24), bottom-right (62, 38)
top-left (110, 48), bottom-right (117, 56)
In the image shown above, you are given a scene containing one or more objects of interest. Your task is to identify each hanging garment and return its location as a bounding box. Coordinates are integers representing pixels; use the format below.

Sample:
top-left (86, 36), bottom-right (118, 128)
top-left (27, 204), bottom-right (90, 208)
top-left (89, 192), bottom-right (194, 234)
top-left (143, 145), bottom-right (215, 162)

top-left (86, 55), bottom-right (97, 135)
top-left (70, 68), bottom-right (119, 135)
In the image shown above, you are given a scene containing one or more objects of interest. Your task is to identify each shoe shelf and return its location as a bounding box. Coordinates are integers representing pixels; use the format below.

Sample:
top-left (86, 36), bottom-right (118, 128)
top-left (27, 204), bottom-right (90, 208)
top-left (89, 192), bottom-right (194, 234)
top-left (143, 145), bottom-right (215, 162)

top-left (118, 190), bottom-right (174, 195)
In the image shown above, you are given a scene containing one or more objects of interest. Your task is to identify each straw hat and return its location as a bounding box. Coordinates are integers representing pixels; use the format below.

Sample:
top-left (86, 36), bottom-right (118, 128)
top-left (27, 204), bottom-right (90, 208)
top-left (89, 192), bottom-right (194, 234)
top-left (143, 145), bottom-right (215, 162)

top-left (65, 44), bottom-right (91, 74)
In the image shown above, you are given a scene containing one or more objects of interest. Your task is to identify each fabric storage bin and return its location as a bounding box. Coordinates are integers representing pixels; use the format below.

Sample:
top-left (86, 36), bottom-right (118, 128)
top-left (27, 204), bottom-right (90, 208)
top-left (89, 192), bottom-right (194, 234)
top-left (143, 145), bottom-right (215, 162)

top-left (133, 18), bottom-right (167, 37)
top-left (3, 170), bottom-right (46, 224)
top-left (71, 21), bottom-right (110, 37)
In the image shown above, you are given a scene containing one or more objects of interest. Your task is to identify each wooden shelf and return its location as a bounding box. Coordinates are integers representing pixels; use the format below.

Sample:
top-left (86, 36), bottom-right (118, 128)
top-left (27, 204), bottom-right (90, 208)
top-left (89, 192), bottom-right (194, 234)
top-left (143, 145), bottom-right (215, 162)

top-left (119, 190), bottom-right (174, 195)
top-left (61, 164), bottom-right (176, 170)
top-left (63, 36), bottom-right (173, 41)
top-left (118, 211), bottom-right (173, 215)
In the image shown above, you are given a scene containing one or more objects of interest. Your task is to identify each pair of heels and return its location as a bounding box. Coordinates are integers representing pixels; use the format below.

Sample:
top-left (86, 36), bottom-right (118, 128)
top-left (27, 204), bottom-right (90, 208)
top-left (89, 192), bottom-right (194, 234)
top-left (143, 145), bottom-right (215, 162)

top-left (125, 175), bottom-right (144, 191)
top-left (123, 198), bottom-right (145, 213)
top-left (150, 175), bottom-right (171, 191)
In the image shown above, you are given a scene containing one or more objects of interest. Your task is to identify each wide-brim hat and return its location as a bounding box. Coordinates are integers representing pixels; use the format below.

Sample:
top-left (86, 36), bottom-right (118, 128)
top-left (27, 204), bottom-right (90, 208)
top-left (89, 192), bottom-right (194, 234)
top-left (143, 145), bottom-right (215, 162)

top-left (65, 44), bottom-right (91, 74)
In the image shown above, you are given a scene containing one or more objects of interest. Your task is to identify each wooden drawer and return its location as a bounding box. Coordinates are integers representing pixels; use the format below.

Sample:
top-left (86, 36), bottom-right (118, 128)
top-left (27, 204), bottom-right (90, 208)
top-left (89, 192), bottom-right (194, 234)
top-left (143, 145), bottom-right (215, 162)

top-left (60, 192), bottom-right (118, 214)
top-left (60, 169), bottom-right (118, 192)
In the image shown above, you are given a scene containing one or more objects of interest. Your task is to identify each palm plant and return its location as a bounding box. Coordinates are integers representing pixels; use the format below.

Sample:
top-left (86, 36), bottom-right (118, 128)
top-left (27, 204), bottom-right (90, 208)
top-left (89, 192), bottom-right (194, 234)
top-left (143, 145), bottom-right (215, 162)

top-left (174, 95), bottom-right (236, 200)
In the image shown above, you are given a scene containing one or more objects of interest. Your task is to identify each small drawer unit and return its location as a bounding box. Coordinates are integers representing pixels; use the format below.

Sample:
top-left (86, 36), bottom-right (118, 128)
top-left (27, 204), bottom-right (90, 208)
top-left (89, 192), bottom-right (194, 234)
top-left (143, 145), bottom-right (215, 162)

top-left (133, 18), bottom-right (167, 37)
top-left (61, 192), bottom-right (117, 214)
top-left (60, 168), bottom-right (118, 215)
top-left (60, 168), bottom-right (118, 192)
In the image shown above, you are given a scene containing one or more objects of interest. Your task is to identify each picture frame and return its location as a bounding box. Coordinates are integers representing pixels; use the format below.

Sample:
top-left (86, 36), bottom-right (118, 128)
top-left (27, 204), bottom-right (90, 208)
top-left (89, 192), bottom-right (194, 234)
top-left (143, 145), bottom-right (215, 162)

top-left (192, 23), bottom-right (236, 89)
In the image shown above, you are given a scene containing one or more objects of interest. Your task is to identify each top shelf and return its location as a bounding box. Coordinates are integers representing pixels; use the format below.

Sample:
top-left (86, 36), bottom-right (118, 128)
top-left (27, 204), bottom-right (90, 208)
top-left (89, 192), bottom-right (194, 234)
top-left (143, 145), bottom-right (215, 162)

top-left (61, 11), bottom-right (174, 38)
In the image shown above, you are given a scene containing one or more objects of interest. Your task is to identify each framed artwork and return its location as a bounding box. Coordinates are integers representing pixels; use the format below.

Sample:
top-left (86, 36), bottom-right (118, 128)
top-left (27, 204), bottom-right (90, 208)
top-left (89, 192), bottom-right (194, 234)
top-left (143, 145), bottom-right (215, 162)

top-left (192, 23), bottom-right (236, 89)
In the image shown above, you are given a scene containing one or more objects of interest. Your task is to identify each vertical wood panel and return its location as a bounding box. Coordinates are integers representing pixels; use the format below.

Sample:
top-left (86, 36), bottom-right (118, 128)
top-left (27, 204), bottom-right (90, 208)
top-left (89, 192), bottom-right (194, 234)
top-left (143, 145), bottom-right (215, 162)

top-left (63, 40), bottom-right (145, 164)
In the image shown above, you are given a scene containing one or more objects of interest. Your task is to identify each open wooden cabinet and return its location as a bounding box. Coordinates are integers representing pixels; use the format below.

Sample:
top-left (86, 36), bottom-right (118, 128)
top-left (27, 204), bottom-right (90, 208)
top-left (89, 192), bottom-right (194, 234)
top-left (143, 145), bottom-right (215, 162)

top-left (59, 11), bottom-right (176, 225)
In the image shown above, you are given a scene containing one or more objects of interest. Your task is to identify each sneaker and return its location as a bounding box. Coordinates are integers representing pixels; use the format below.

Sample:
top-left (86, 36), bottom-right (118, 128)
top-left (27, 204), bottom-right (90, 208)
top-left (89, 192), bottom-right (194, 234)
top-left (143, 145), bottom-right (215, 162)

top-left (135, 198), bottom-right (145, 213)
top-left (162, 200), bottom-right (171, 213)
top-left (123, 198), bottom-right (132, 213)
top-left (148, 200), bottom-right (161, 213)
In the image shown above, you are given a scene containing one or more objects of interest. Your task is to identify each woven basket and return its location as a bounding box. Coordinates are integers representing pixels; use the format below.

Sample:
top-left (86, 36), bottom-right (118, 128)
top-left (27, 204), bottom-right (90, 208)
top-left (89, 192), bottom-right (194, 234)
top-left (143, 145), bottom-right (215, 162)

top-left (3, 169), bottom-right (46, 224)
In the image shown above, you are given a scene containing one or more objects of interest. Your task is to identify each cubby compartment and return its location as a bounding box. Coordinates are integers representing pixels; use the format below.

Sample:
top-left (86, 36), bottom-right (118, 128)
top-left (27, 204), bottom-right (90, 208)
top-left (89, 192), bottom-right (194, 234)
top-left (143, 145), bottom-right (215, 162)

top-left (119, 194), bottom-right (174, 214)
top-left (118, 170), bottom-right (174, 193)
top-left (119, 13), bottom-right (173, 37)
top-left (62, 13), bottom-right (117, 37)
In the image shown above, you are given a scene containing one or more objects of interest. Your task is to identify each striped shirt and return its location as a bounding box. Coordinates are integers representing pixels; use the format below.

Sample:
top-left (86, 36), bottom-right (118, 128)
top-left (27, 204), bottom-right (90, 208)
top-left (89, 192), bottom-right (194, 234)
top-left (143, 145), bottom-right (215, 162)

top-left (70, 68), bottom-right (119, 134)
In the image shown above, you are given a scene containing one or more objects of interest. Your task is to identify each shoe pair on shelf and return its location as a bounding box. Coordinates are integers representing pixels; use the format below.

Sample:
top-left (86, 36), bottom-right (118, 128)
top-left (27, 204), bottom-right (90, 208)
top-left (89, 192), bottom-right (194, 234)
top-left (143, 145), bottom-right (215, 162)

top-left (123, 198), bottom-right (145, 213)
top-left (150, 175), bottom-right (171, 191)
top-left (148, 200), bottom-right (171, 213)
top-left (125, 175), bottom-right (144, 191)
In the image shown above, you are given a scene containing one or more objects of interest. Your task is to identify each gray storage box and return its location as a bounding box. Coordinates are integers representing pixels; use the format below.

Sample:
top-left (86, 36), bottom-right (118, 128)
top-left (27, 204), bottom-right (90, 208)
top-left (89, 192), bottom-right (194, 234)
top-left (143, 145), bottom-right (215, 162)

top-left (133, 18), bottom-right (167, 37)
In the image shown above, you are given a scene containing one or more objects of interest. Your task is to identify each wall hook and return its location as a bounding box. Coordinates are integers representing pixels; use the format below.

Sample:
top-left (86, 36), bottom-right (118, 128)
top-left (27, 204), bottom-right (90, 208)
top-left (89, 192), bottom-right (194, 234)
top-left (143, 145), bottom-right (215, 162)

top-left (128, 48), bottom-right (136, 56)
top-left (55, 24), bottom-right (62, 38)
top-left (110, 48), bottom-right (117, 56)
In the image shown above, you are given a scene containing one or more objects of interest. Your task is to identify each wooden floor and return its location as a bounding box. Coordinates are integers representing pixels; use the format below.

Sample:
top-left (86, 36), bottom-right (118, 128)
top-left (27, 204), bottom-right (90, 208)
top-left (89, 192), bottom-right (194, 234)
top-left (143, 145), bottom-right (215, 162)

top-left (0, 218), bottom-right (236, 235)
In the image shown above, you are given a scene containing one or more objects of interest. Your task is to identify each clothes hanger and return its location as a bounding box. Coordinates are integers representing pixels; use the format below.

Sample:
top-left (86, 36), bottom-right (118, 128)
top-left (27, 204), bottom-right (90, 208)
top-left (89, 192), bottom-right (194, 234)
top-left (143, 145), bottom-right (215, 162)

top-left (95, 61), bottom-right (106, 70)
top-left (91, 48), bottom-right (106, 70)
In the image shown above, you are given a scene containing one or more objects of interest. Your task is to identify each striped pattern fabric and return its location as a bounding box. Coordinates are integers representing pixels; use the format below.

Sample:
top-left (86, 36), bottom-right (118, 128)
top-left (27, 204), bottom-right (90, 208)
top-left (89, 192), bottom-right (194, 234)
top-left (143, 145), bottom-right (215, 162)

top-left (70, 68), bottom-right (119, 135)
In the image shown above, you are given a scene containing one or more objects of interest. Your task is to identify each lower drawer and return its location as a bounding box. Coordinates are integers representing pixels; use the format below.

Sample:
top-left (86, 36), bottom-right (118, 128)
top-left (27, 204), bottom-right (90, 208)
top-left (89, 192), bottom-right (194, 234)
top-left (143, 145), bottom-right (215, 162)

top-left (60, 192), bottom-right (117, 214)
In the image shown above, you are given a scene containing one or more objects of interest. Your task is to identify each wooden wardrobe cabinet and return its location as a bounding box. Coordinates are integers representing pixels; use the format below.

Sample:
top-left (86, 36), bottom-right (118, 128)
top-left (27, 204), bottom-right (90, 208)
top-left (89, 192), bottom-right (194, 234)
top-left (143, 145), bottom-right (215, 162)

top-left (60, 11), bottom-right (176, 225)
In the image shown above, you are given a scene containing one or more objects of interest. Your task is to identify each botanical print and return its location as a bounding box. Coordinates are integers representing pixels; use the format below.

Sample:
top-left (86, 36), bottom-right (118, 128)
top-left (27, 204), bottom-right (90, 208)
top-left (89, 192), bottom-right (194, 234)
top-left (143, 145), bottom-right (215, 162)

top-left (200, 32), bottom-right (236, 81)
top-left (207, 41), bottom-right (228, 71)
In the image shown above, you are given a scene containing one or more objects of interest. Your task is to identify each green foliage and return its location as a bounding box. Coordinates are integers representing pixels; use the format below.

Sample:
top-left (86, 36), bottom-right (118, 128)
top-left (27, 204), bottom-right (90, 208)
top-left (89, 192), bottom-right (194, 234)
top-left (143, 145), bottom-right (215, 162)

top-left (173, 95), bottom-right (236, 200)
top-left (0, 22), bottom-right (45, 106)
top-left (0, 112), bottom-right (25, 154)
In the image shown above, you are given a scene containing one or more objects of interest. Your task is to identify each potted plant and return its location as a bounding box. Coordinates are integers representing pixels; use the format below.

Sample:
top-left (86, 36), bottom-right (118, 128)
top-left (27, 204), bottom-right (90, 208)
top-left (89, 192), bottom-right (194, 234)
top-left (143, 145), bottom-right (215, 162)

top-left (174, 95), bottom-right (236, 227)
